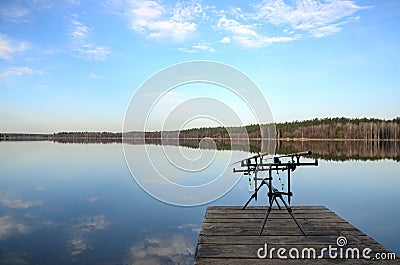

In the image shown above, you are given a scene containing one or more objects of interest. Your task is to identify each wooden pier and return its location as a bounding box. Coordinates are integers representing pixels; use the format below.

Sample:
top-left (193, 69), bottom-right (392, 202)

top-left (194, 206), bottom-right (399, 264)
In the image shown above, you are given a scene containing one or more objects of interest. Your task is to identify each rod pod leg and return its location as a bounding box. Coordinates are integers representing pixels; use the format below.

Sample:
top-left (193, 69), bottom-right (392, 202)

top-left (273, 197), bottom-right (281, 209)
top-left (259, 195), bottom-right (276, 236)
top-left (279, 196), bottom-right (306, 236)
top-left (242, 180), bottom-right (265, 209)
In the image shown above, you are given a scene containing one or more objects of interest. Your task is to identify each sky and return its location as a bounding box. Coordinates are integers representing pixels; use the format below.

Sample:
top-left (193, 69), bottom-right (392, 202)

top-left (0, 0), bottom-right (399, 133)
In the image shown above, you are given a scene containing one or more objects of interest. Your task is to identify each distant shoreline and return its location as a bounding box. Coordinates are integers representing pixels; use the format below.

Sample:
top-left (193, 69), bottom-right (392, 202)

top-left (1, 135), bottom-right (398, 162)
top-left (1, 135), bottom-right (400, 141)
top-left (2, 116), bottom-right (399, 141)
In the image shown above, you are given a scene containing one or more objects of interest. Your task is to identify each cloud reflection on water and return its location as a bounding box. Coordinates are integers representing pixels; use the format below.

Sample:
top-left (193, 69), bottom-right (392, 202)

top-left (0, 215), bottom-right (29, 240)
top-left (173, 223), bottom-right (201, 234)
top-left (128, 233), bottom-right (195, 265)
top-left (0, 141), bottom-right (398, 263)
top-left (0, 196), bottom-right (42, 209)
top-left (67, 215), bottom-right (109, 260)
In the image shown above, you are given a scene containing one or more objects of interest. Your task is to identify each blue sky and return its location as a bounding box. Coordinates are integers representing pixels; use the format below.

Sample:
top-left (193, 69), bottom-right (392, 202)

top-left (0, 0), bottom-right (399, 133)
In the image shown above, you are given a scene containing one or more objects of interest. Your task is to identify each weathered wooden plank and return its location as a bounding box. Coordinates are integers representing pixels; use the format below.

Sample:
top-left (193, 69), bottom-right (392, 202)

top-left (204, 212), bottom-right (340, 220)
top-left (207, 206), bottom-right (328, 210)
top-left (204, 207), bottom-right (341, 218)
top-left (201, 221), bottom-right (354, 229)
top-left (198, 229), bottom-right (376, 243)
top-left (203, 218), bottom-right (347, 223)
top-left (199, 227), bottom-right (360, 236)
top-left (206, 208), bottom-right (332, 212)
top-left (206, 208), bottom-right (332, 214)
top-left (198, 235), bottom-right (377, 245)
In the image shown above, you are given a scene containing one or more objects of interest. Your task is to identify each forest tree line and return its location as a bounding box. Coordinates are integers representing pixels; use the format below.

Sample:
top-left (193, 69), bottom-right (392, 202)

top-left (160, 117), bottom-right (400, 140)
top-left (2, 117), bottom-right (399, 141)
top-left (275, 117), bottom-right (400, 140)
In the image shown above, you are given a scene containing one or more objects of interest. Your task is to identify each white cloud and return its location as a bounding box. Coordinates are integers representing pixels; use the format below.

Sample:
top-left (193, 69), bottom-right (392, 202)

top-left (192, 41), bottom-right (215, 52)
top-left (71, 20), bottom-right (90, 40)
top-left (0, 1), bottom-right (53, 23)
top-left (219, 37), bottom-right (231, 44)
top-left (217, 16), bottom-right (257, 37)
top-left (0, 66), bottom-right (42, 78)
top-left (179, 41), bottom-right (215, 53)
top-left (0, 34), bottom-right (30, 60)
top-left (217, 16), bottom-right (296, 48)
top-left (109, 0), bottom-right (205, 42)
top-left (310, 23), bottom-right (342, 38)
top-left (77, 44), bottom-right (110, 61)
top-left (254, 0), bottom-right (372, 37)
top-left (177, 47), bottom-right (197, 53)
top-left (70, 19), bottom-right (110, 60)
top-left (0, 5), bottom-right (30, 23)
top-left (105, 0), bottom-right (370, 49)
top-left (215, 0), bottom-right (370, 48)
top-left (87, 73), bottom-right (100, 79)
top-left (66, 0), bottom-right (81, 6)
top-left (0, 216), bottom-right (29, 240)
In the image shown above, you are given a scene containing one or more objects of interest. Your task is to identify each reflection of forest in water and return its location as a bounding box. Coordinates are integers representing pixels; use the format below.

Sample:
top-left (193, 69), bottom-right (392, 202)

top-left (9, 137), bottom-right (397, 162)
top-left (121, 138), bottom-right (399, 162)
top-left (275, 140), bottom-right (399, 161)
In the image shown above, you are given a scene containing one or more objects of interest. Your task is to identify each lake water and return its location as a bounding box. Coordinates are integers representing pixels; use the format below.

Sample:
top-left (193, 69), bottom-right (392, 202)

top-left (0, 141), bottom-right (399, 264)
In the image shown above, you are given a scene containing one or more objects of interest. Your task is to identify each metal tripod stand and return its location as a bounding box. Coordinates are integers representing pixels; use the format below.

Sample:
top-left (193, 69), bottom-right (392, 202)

top-left (233, 151), bottom-right (318, 236)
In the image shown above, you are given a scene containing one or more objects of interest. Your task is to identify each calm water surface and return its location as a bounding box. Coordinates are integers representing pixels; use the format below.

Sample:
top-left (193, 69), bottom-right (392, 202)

top-left (0, 141), bottom-right (399, 264)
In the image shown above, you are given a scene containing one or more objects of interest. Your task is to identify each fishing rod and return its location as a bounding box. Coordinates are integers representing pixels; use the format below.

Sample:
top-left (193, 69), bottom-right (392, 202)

top-left (232, 150), bottom-right (318, 236)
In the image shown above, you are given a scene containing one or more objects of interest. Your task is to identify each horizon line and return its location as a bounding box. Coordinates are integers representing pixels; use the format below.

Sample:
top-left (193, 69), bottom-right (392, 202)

top-left (1, 116), bottom-right (399, 135)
